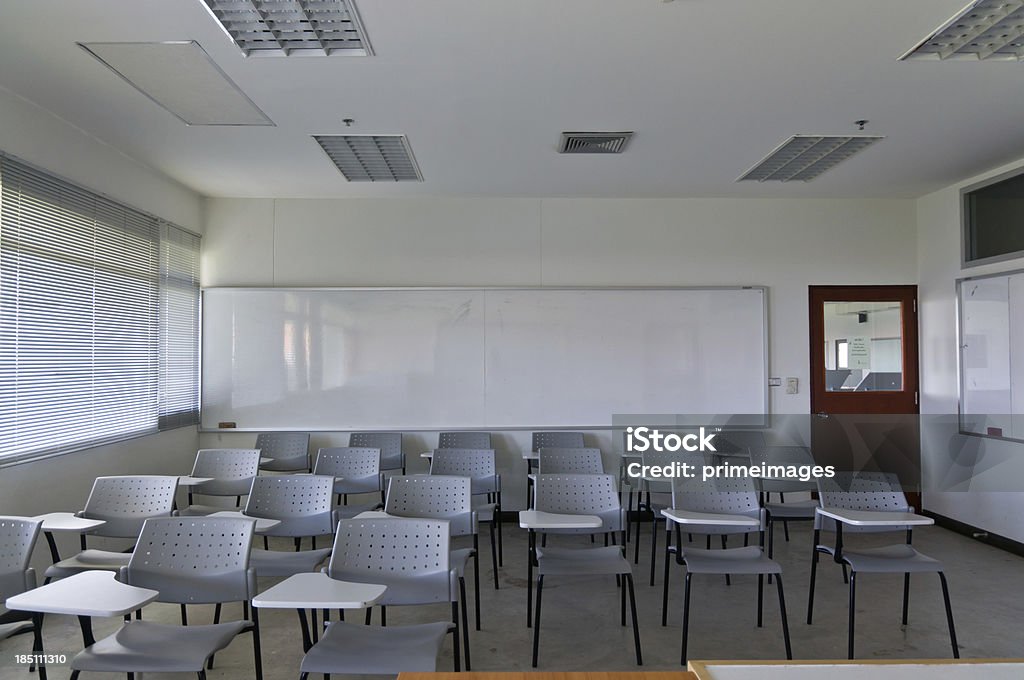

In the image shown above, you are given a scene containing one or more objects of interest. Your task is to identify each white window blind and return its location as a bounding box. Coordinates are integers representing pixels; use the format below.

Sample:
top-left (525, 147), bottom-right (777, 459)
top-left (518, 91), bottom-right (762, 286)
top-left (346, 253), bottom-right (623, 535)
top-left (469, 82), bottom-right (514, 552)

top-left (0, 154), bottom-right (200, 463)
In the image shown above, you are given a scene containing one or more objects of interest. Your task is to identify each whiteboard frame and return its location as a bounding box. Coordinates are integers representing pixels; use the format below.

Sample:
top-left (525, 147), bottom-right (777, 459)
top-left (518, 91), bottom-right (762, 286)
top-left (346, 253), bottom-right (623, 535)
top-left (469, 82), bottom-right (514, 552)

top-left (956, 268), bottom-right (1024, 443)
top-left (198, 285), bottom-right (771, 432)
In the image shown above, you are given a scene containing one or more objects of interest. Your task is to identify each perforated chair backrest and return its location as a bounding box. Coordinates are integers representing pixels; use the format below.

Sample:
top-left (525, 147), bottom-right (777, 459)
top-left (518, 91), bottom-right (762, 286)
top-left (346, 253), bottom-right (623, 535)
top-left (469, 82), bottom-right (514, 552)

top-left (714, 430), bottom-right (767, 455)
top-left (385, 475), bottom-right (474, 537)
top-left (82, 476), bottom-right (179, 538)
top-left (0, 516), bottom-right (41, 614)
top-left (816, 471), bottom-right (911, 533)
top-left (747, 446), bottom-right (819, 494)
top-left (126, 517), bottom-right (254, 604)
top-left (532, 431), bottom-right (585, 451)
top-left (314, 447), bottom-right (382, 495)
top-left (535, 474), bottom-right (622, 532)
top-left (429, 448), bottom-right (498, 495)
top-left (438, 431), bottom-right (492, 449)
top-left (349, 432), bottom-right (403, 471)
top-left (539, 447), bottom-right (604, 474)
top-left (244, 475), bottom-right (335, 537)
top-left (670, 473), bottom-right (762, 521)
top-left (191, 449), bottom-right (261, 496)
top-left (256, 432), bottom-right (309, 462)
top-left (328, 518), bottom-right (453, 605)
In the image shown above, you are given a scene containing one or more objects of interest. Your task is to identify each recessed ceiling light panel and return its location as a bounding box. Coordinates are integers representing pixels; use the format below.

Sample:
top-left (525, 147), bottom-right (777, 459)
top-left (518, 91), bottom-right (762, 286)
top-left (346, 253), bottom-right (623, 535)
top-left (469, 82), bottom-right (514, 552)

top-left (314, 135), bottom-right (423, 181)
top-left (200, 0), bottom-right (373, 56)
top-left (558, 132), bottom-right (633, 154)
top-left (78, 41), bottom-right (273, 126)
top-left (738, 135), bottom-right (884, 182)
top-left (901, 0), bottom-right (1024, 61)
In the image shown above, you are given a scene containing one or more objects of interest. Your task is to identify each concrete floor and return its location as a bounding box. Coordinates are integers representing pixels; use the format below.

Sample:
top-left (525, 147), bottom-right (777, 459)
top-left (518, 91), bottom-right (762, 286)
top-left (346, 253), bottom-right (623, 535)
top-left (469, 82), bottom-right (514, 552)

top-left (2, 520), bottom-right (1023, 679)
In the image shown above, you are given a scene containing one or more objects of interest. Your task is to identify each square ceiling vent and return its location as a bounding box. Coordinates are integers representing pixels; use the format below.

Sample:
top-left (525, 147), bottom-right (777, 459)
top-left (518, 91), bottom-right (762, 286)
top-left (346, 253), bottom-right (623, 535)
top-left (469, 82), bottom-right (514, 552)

top-left (901, 0), bottom-right (1024, 60)
top-left (558, 132), bottom-right (633, 154)
top-left (738, 135), bottom-right (883, 182)
top-left (200, 0), bottom-right (373, 56)
top-left (314, 135), bottom-right (423, 181)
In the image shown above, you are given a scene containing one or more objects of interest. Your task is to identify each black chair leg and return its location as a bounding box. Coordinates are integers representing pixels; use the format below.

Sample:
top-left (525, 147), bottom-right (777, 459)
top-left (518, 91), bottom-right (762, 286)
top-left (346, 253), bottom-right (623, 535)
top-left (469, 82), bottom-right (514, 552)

top-left (251, 605), bottom-right (264, 680)
top-left (847, 571), bottom-right (857, 659)
top-left (842, 563), bottom-right (849, 584)
top-left (902, 573), bottom-right (911, 625)
top-left (31, 613), bottom-right (47, 680)
top-left (531, 575), bottom-right (544, 667)
top-left (680, 572), bottom-right (692, 665)
top-left (180, 604), bottom-right (188, 625)
top-left (661, 530), bottom-right (672, 627)
top-left (627, 574), bottom-right (643, 665)
top-left (757, 573), bottom-right (764, 627)
top-left (721, 535), bottom-right (731, 586)
top-left (776, 574), bottom-right (793, 659)
top-left (620, 568), bottom-right (627, 625)
top-left (649, 518), bottom-right (658, 586)
top-left (767, 519), bottom-right (775, 584)
top-left (450, 602), bottom-right (461, 672)
top-left (459, 577), bottom-right (471, 670)
top-left (379, 606), bottom-right (385, 627)
top-left (939, 572), bottom-right (960, 658)
top-left (806, 530), bottom-right (820, 624)
top-left (489, 521), bottom-right (500, 590)
top-left (473, 540), bottom-right (481, 630)
top-left (497, 500), bottom-right (504, 566)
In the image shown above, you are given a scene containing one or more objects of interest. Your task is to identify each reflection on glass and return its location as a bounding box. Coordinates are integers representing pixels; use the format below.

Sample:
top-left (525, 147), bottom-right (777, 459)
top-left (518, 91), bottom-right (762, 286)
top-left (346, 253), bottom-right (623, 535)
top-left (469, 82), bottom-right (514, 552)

top-left (823, 301), bottom-right (903, 392)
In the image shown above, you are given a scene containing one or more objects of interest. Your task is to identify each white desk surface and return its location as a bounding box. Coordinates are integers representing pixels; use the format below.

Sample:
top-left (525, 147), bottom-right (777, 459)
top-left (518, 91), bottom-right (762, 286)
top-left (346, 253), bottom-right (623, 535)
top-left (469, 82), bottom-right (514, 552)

top-left (253, 572), bottom-right (386, 610)
top-left (420, 451), bottom-right (433, 459)
top-left (351, 511), bottom-right (394, 519)
top-left (32, 512), bottom-right (105, 533)
top-left (689, 660), bottom-right (1024, 680)
top-left (177, 476), bottom-right (215, 487)
top-left (6, 571), bottom-right (157, 617)
top-left (817, 507), bottom-right (933, 527)
top-left (522, 452), bottom-right (539, 461)
top-left (260, 457), bottom-right (273, 464)
top-left (519, 510), bottom-right (602, 529)
top-left (206, 511), bottom-right (282, 533)
top-left (662, 508), bottom-right (760, 527)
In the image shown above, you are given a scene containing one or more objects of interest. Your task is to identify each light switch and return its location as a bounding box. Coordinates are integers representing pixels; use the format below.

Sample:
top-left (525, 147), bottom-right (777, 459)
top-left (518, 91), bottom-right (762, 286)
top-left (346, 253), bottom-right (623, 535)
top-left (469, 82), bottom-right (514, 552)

top-left (786, 377), bottom-right (799, 394)
top-left (768, 377), bottom-right (782, 387)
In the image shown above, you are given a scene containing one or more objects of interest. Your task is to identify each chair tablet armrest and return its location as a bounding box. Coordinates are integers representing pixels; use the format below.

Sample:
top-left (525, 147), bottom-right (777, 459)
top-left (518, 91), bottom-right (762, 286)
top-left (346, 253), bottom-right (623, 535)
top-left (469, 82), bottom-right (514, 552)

top-left (24, 567), bottom-right (36, 591)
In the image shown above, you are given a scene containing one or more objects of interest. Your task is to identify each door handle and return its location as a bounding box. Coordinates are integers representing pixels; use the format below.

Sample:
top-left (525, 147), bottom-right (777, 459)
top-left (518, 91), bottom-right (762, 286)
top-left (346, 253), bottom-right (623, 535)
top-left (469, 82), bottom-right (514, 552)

top-left (815, 412), bottom-right (829, 419)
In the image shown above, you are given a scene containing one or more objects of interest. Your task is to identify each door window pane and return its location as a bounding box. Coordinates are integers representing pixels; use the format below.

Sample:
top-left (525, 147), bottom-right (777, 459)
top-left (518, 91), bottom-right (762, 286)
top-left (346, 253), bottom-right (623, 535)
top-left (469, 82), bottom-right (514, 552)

top-left (823, 301), bottom-right (903, 392)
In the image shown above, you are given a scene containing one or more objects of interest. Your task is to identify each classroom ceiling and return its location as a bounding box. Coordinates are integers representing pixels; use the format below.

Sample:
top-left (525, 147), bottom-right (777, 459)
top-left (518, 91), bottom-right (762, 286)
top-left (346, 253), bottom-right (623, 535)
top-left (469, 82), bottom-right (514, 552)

top-left (1, 0), bottom-right (1022, 199)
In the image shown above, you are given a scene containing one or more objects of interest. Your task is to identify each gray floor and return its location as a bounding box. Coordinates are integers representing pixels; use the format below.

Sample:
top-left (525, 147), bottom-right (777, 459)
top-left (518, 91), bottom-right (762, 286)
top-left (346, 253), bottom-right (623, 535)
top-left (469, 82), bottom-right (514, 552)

top-left (2, 519), bottom-right (1023, 679)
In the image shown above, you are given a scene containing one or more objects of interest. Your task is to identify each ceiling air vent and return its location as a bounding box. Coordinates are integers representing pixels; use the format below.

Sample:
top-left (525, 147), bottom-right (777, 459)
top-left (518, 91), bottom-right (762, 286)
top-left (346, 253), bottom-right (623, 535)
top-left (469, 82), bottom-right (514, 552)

top-left (558, 132), bottom-right (633, 154)
top-left (200, 0), bottom-right (373, 56)
top-left (738, 135), bottom-right (883, 182)
top-left (901, 0), bottom-right (1024, 61)
top-left (314, 135), bottom-right (423, 182)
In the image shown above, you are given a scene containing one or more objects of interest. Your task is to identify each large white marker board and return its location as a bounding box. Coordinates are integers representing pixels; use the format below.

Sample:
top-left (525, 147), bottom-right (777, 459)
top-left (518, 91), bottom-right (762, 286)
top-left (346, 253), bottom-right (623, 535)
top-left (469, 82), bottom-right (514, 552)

top-left (201, 287), bottom-right (767, 430)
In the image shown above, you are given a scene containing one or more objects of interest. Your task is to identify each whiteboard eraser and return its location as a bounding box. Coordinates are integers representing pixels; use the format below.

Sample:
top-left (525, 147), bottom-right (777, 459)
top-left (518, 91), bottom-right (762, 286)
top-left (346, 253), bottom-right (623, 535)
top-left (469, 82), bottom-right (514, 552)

top-left (218, 422), bottom-right (237, 429)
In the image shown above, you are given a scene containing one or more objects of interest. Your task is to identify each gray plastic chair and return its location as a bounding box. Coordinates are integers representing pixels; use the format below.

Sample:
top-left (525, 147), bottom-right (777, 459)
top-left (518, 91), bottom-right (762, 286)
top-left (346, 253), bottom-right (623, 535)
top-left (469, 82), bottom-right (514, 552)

top-left (661, 474), bottom-right (792, 664)
top-left (529, 474), bottom-right (641, 667)
top-left (385, 475), bottom-right (480, 645)
top-left (45, 476), bottom-right (179, 581)
top-left (807, 471), bottom-right (958, 659)
top-left (244, 475), bottom-right (335, 577)
top-left (429, 447), bottom-right (503, 575)
top-left (302, 517), bottom-right (459, 676)
top-left (748, 446), bottom-right (819, 562)
top-left (70, 516), bottom-right (262, 680)
top-left (181, 449), bottom-right (261, 514)
top-left (0, 516), bottom-right (46, 680)
top-left (531, 431), bottom-right (585, 451)
top-left (313, 446), bottom-right (384, 511)
top-left (537, 447), bottom-right (604, 474)
top-left (438, 431), bottom-right (492, 449)
top-left (256, 432), bottom-right (310, 472)
top-left (349, 431), bottom-right (404, 473)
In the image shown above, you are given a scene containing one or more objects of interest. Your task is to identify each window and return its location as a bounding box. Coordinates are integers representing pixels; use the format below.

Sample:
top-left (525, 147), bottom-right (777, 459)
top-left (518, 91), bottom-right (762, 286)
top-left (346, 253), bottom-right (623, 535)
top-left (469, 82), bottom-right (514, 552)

top-left (0, 153), bottom-right (200, 463)
top-left (962, 167), bottom-right (1024, 266)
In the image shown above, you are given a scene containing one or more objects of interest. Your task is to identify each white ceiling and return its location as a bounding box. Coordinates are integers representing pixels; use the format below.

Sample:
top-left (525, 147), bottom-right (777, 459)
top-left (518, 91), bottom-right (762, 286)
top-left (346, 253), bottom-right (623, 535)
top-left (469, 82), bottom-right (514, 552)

top-left (1, 0), bottom-right (1022, 199)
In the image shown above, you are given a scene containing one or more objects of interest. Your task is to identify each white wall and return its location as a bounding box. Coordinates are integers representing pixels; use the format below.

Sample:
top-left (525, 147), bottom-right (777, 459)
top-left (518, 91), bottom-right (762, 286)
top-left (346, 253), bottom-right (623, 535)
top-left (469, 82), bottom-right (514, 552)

top-left (0, 85), bottom-right (204, 542)
top-left (202, 195), bottom-right (917, 505)
top-left (917, 155), bottom-right (1024, 541)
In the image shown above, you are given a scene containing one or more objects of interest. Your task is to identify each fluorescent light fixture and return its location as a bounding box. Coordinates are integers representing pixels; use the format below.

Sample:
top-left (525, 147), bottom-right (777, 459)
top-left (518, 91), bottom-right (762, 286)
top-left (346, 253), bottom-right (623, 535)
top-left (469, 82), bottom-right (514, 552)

top-left (78, 41), bottom-right (273, 126)
top-left (738, 135), bottom-right (884, 182)
top-left (558, 132), bottom-right (634, 154)
top-left (313, 135), bottom-right (423, 181)
top-left (901, 0), bottom-right (1024, 61)
top-left (200, 0), bottom-right (373, 56)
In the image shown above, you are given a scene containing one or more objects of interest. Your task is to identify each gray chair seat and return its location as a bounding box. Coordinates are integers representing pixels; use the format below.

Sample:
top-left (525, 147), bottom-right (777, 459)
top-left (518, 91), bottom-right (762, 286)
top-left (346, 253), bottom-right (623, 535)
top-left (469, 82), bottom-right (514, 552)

top-left (259, 455), bottom-right (309, 472)
top-left (765, 500), bottom-right (819, 519)
top-left (0, 621), bottom-right (33, 640)
top-left (680, 545), bottom-right (782, 575)
top-left (838, 544), bottom-right (944, 573)
top-left (473, 502), bottom-right (497, 523)
top-left (44, 550), bottom-right (132, 580)
top-left (178, 503), bottom-right (237, 516)
top-left (301, 620), bottom-right (454, 675)
top-left (332, 501), bottom-right (382, 520)
top-left (248, 548), bottom-right (331, 577)
top-left (536, 545), bottom-right (631, 576)
top-left (72, 620), bottom-right (250, 673)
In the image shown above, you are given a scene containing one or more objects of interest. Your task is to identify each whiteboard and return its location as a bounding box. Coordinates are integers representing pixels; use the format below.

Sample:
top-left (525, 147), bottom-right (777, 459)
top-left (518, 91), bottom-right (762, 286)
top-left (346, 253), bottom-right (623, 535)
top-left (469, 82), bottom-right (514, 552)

top-left (201, 287), bottom-right (767, 430)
